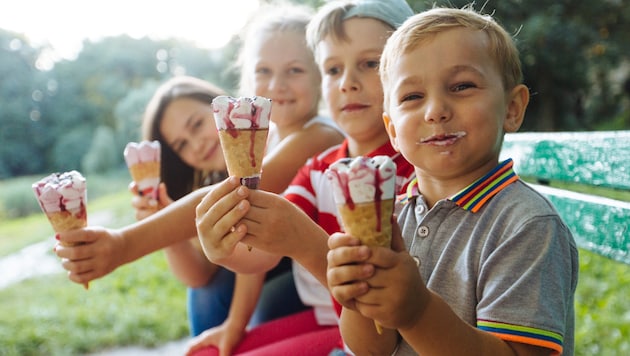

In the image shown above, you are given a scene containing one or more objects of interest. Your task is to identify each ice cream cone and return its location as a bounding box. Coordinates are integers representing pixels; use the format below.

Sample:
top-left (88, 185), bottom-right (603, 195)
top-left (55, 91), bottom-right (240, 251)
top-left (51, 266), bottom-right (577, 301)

top-left (337, 198), bottom-right (395, 248)
top-left (218, 128), bottom-right (268, 189)
top-left (212, 95), bottom-right (271, 189)
top-left (32, 170), bottom-right (89, 289)
top-left (124, 141), bottom-right (161, 200)
top-left (326, 156), bottom-right (398, 334)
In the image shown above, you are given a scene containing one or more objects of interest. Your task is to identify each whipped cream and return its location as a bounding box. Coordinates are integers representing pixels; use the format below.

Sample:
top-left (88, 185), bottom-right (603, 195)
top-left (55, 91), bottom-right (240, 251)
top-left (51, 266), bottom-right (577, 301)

top-left (123, 140), bottom-right (161, 166)
top-left (212, 95), bottom-right (271, 130)
top-left (326, 156), bottom-right (397, 205)
top-left (32, 171), bottom-right (87, 214)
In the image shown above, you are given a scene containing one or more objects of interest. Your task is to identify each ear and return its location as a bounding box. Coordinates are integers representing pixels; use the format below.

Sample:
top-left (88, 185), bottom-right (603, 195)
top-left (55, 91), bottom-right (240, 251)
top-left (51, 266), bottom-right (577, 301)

top-left (383, 112), bottom-right (400, 152)
top-left (503, 84), bottom-right (530, 133)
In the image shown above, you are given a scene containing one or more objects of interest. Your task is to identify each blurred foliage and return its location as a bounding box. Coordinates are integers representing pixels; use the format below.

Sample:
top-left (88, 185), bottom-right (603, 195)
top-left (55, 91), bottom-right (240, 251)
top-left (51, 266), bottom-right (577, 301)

top-left (1, 0), bottom-right (629, 179)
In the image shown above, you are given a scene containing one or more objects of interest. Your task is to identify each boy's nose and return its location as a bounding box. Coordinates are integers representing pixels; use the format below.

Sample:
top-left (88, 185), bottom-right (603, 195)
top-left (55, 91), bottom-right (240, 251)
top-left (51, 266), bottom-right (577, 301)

top-left (340, 70), bottom-right (360, 92)
top-left (424, 97), bottom-right (450, 122)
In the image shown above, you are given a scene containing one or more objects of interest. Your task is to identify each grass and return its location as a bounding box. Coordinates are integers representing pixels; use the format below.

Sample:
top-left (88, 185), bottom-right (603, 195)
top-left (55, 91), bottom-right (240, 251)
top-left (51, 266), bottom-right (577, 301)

top-left (0, 172), bottom-right (189, 355)
top-left (0, 174), bottom-right (629, 355)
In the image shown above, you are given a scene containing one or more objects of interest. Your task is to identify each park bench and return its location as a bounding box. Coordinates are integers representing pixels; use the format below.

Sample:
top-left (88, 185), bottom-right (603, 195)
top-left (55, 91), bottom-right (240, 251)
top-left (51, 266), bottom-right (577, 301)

top-left (501, 130), bottom-right (630, 265)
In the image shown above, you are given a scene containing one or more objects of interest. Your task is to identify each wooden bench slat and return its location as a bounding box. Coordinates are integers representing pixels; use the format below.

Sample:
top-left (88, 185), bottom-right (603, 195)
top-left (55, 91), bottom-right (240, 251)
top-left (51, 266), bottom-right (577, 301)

top-left (531, 184), bottom-right (630, 265)
top-left (502, 131), bottom-right (630, 190)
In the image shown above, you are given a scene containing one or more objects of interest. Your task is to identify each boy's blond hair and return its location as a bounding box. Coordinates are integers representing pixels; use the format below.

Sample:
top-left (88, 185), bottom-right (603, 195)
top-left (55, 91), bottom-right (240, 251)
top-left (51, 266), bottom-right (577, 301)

top-left (306, 0), bottom-right (413, 62)
top-left (380, 6), bottom-right (523, 109)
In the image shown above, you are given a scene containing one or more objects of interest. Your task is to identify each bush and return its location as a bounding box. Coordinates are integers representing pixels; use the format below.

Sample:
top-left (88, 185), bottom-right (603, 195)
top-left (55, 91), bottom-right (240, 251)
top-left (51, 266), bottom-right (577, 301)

top-left (82, 126), bottom-right (120, 174)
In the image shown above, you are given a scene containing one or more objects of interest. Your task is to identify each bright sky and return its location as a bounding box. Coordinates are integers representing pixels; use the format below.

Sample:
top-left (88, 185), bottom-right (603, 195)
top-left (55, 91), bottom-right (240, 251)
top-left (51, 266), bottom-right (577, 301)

top-left (0, 0), bottom-right (259, 62)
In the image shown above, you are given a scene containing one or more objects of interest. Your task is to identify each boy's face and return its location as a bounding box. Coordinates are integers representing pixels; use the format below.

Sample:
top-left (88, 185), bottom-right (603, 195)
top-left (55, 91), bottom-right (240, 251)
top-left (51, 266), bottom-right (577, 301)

top-left (316, 18), bottom-right (391, 144)
top-left (384, 27), bottom-right (527, 183)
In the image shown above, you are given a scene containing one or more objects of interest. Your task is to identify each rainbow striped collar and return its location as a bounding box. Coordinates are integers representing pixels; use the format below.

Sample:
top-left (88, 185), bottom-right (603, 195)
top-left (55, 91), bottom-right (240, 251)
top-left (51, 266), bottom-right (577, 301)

top-left (403, 159), bottom-right (519, 213)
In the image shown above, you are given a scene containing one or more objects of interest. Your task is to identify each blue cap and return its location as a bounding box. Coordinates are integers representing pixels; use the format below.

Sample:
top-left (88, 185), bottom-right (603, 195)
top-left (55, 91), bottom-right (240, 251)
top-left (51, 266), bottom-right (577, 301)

top-left (343, 0), bottom-right (414, 29)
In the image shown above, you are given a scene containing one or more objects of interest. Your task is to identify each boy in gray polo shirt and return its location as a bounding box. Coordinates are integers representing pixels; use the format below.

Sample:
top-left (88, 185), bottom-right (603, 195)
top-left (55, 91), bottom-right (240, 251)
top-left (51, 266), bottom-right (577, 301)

top-left (326, 6), bottom-right (578, 356)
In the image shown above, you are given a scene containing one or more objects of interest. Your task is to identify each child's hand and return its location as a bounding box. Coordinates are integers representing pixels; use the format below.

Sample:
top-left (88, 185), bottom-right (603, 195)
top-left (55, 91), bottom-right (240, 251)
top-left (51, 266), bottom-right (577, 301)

top-left (130, 182), bottom-right (173, 220)
top-left (185, 322), bottom-right (246, 356)
top-left (326, 232), bottom-right (374, 311)
top-left (329, 224), bottom-right (431, 331)
top-left (196, 177), bottom-right (249, 264)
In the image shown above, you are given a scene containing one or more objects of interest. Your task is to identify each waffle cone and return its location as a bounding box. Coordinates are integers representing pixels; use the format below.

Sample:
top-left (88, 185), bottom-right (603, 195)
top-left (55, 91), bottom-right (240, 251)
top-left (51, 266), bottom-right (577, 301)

top-left (338, 199), bottom-right (394, 248)
top-left (128, 161), bottom-right (160, 183)
top-left (46, 209), bottom-right (87, 247)
top-left (219, 129), bottom-right (268, 186)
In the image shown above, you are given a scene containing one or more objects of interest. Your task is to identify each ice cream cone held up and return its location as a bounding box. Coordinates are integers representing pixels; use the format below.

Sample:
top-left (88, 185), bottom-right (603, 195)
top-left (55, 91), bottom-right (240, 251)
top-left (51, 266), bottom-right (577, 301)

top-left (124, 140), bottom-right (161, 201)
top-left (212, 95), bottom-right (271, 189)
top-left (32, 170), bottom-right (89, 289)
top-left (326, 156), bottom-right (398, 333)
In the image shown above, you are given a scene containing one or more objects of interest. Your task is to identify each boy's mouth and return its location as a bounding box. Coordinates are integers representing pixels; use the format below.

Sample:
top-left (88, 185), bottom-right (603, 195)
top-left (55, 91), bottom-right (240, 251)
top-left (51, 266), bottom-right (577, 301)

top-left (418, 131), bottom-right (467, 146)
top-left (341, 103), bottom-right (369, 112)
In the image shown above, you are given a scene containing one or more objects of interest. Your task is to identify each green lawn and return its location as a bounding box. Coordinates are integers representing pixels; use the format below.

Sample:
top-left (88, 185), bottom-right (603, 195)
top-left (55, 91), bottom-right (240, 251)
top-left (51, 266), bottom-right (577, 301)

top-left (0, 175), bottom-right (629, 355)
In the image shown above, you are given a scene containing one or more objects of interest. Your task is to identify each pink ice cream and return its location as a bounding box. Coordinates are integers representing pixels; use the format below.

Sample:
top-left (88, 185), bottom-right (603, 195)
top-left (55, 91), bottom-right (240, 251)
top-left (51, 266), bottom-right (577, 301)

top-left (32, 170), bottom-right (87, 217)
top-left (124, 141), bottom-right (161, 199)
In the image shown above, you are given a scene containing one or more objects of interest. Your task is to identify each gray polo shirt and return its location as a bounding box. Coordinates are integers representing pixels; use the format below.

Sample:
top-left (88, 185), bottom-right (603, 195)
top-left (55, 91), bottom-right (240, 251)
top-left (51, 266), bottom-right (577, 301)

top-left (394, 161), bottom-right (578, 356)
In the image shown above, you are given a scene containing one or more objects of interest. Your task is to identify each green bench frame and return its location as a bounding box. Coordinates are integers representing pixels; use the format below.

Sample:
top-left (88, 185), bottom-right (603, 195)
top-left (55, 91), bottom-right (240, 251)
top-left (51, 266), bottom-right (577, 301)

top-left (502, 131), bottom-right (630, 265)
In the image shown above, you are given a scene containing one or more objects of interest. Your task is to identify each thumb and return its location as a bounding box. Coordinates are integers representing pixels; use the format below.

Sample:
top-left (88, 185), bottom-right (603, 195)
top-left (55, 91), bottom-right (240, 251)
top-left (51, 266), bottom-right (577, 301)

top-left (158, 183), bottom-right (174, 206)
top-left (390, 217), bottom-right (406, 252)
top-left (58, 227), bottom-right (97, 245)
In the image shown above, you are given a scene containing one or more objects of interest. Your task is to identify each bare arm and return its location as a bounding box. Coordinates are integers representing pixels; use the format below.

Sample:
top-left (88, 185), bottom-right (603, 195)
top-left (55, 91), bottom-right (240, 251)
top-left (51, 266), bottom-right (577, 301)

top-left (260, 123), bottom-right (343, 194)
top-left (56, 185), bottom-right (211, 284)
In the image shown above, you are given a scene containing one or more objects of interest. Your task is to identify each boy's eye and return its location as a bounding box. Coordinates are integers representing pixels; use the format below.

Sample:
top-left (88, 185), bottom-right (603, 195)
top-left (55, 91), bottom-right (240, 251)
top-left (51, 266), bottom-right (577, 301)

top-left (401, 93), bottom-right (423, 103)
top-left (325, 66), bottom-right (340, 76)
top-left (255, 67), bottom-right (271, 75)
top-left (452, 82), bottom-right (475, 92)
top-left (365, 59), bottom-right (380, 70)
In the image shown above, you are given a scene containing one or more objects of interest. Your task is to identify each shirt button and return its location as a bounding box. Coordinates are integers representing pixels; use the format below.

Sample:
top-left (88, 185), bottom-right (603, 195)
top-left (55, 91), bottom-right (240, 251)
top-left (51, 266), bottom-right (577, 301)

top-left (415, 204), bottom-right (425, 214)
top-left (417, 226), bottom-right (429, 237)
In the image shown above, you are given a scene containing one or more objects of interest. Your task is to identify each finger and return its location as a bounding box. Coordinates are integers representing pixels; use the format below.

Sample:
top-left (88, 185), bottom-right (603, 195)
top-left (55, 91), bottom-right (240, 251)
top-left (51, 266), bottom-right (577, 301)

top-left (328, 232), bottom-right (362, 249)
top-left (196, 176), bottom-right (242, 216)
top-left (128, 181), bottom-right (138, 194)
top-left (327, 255), bottom-right (374, 286)
top-left (196, 192), bottom-right (250, 243)
top-left (390, 218), bottom-right (406, 252)
top-left (330, 282), bottom-right (369, 309)
top-left (61, 257), bottom-right (94, 275)
top-left (158, 183), bottom-right (174, 206)
top-left (67, 269), bottom-right (98, 285)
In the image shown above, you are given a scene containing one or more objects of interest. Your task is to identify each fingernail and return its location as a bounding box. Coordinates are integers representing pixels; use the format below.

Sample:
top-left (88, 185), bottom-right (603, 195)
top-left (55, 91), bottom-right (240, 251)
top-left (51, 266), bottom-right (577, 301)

top-left (237, 186), bottom-right (247, 196)
top-left (238, 200), bottom-right (247, 210)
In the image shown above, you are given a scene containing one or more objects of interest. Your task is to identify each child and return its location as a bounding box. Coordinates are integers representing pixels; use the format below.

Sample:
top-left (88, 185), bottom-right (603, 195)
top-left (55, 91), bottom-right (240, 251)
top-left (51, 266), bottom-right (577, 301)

top-left (326, 6), bottom-right (578, 356)
top-left (128, 76), bottom-right (306, 341)
top-left (192, 0), bottom-right (415, 354)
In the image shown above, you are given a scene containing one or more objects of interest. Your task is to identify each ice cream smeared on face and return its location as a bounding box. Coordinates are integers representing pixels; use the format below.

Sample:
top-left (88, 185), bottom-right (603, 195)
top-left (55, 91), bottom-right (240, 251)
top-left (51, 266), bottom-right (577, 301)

top-left (32, 170), bottom-right (87, 217)
top-left (212, 95), bottom-right (271, 189)
top-left (124, 140), bottom-right (161, 199)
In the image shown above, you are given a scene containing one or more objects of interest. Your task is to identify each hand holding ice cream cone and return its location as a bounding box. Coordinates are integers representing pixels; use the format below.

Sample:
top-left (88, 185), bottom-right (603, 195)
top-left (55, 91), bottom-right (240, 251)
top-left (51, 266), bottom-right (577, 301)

top-left (32, 170), bottom-right (90, 289)
top-left (326, 155), bottom-right (397, 333)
